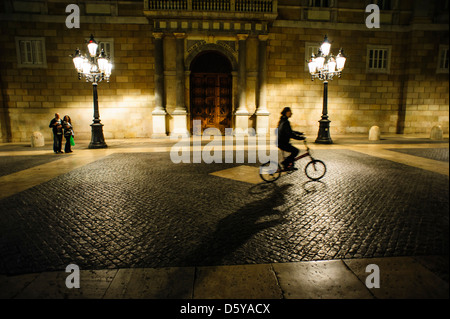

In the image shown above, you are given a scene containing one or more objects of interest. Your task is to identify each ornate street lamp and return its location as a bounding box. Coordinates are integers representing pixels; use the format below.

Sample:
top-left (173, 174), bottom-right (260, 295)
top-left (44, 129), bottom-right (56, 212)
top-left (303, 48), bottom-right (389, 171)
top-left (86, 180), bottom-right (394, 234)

top-left (308, 35), bottom-right (347, 144)
top-left (71, 34), bottom-right (112, 149)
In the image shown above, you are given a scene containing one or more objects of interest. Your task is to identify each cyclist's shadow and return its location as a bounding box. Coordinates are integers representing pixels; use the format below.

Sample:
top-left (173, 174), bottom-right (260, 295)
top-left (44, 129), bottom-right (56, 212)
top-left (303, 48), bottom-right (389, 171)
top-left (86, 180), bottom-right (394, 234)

top-left (182, 182), bottom-right (293, 267)
top-left (302, 180), bottom-right (327, 194)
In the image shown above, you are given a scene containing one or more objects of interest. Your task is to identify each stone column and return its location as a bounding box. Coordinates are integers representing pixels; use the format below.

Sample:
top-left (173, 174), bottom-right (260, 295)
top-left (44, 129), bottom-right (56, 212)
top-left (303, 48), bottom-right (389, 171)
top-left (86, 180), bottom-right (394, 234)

top-left (171, 33), bottom-right (189, 137)
top-left (256, 34), bottom-right (270, 136)
top-left (151, 32), bottom-right (167, 138)
top-left (235, 34), bottom-right (249, 136)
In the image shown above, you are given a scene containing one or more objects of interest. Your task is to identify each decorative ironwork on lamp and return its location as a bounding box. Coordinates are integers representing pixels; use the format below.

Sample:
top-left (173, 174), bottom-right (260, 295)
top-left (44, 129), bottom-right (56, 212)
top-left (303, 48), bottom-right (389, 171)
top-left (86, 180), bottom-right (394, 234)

top-left (70, 34), bottom-right (112, 149)
top-left (307, 35), bottom-right (347, 144)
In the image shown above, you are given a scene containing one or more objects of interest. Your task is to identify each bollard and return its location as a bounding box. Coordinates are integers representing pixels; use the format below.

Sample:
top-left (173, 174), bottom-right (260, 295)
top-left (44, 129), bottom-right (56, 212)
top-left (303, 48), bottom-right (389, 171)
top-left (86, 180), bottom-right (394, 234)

top-left (31, 132), bottom-right (45, 147)
top-left (368, 126), bottom-right (380, 141)
top-left (430, 125), bottom-right (443, 140)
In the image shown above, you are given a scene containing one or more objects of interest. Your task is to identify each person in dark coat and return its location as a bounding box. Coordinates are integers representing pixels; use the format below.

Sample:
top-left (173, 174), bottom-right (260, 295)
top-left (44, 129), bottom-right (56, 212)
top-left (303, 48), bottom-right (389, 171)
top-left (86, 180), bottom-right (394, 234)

top-left (277, 107), bottom-right (305, 170)
top-left (62, 115), bottom-right (74, 153)
top-left (49, 113), bottom-right (63, 153)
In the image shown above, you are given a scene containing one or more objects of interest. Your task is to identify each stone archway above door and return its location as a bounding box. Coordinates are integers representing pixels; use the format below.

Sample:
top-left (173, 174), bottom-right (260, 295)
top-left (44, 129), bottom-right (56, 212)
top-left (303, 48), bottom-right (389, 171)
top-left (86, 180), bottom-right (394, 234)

top-left (186, 41), bottom-right (238, 72)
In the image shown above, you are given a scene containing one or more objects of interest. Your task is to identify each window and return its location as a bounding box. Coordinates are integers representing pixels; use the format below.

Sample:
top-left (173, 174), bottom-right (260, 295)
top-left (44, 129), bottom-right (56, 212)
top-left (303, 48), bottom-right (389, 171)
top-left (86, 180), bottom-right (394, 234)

top-left (310, 0), bottom-right (330, 7)
top-left (305, 43), bottom-right (320, 71)
top-left (373, 0), bottom-right (392, 10)
top-left (307, 0), bottom-right (333, 20)
top-left (367, 45), bottom-right (391, 73)
top-left (437, 45), bottom-right (449, 73)
top-left (15, 37), bottom-right (47, 68)
top-left (99, 40), bottom-right (114, 61)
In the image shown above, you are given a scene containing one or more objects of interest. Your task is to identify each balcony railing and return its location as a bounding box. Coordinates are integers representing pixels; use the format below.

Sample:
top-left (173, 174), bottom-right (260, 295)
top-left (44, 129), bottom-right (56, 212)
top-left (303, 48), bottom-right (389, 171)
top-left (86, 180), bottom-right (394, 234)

top-left (145, 0), bottom-right (276, 13)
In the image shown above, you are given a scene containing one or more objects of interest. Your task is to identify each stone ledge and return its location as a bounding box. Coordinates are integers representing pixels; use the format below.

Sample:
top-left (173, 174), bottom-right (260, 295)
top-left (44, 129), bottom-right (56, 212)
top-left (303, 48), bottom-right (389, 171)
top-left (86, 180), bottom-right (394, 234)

top-left (1, 256), bottom-right (447, 299)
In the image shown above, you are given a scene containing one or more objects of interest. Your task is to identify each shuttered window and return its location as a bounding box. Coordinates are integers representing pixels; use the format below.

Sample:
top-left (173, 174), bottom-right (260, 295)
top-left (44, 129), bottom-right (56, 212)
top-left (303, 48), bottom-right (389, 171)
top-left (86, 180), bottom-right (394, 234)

top-left (16, 37), bottom-right (47, 68)
top-left (437, 46), bottom-right (449, 73)
top-left (367, 46), bottom-right (391, 74)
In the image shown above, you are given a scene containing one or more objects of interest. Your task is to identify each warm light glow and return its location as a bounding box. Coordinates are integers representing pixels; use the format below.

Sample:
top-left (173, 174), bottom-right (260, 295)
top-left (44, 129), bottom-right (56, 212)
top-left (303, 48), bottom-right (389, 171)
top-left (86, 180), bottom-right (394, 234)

top-left (87, 35), bottom-right (98, 57)
top-left (72, 34), bottom-right (113, 83)
top-left (336, 50), bottom-right (346, 70)
top-left (328, 57), bottom-right (336, 72)
top-left (98, 57), bottom-right (107, 72)
top-left (105, 62), bottom-right (112, 76)
top-left (97, 49), bottom-right (108, 73)
top-left (82, 59), bottom-right (91, 74)
top-left (320, 35), bottom-right (331, 56)
top-left (315, 55), bottom-right (325, 69)
top-left (73, 55), bottom-right (83, 72)
top-left (308, 57), bottom-right (317, 74)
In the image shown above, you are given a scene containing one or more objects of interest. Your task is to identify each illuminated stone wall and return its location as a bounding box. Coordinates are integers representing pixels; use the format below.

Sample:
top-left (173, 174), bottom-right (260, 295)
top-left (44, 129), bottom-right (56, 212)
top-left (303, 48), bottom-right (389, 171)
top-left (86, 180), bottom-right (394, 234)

top-left (0, 17), bottom-right (155, 142)
top-left (265, 27), bottom-right (407, 135)
top-left (0, 0), bottom-right (448, 142)
top-left (401, 30), bottom-right (449, 134)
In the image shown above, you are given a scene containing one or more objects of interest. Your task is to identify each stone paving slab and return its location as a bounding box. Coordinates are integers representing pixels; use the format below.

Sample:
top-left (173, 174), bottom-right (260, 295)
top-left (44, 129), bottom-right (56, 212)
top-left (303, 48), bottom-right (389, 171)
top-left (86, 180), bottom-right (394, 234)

top-left (413, 255), bottom-right (449, 283)
top-left (0, 257), bottom-right (447, 299)
top-left (193, 264), bottom-right (283, 299)
top-left (0, 272), bottom-right (39, 299)
top-left (272, 260), bottom-right (373, 299)
top-left (10, 269), bottom-right (117, 299)
top-left (104, 267), bottom-right (194, 299)
top-left (343, 257), bottom-right (449, 299)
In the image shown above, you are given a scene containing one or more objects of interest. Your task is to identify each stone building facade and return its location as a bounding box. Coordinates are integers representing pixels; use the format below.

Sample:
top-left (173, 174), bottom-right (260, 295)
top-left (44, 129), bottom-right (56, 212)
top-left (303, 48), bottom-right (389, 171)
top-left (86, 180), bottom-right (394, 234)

top-left (0, 0), bottom-right (448, 142)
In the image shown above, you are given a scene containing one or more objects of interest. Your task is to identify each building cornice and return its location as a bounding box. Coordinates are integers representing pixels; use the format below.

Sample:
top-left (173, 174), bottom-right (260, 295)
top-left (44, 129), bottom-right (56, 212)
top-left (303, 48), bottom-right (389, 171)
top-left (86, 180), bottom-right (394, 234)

top-left (0, 14), bottom-right (447, 33)
top-left (273, 20), bottom-right (450, 33)
top-left (0, 14), bottom-right (149, 24)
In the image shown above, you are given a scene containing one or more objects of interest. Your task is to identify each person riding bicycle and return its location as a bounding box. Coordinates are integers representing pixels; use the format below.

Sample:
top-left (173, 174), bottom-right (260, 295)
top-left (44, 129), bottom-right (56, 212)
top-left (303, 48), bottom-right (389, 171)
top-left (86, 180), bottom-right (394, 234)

top-left (277, 107), bottom-right (305, 171)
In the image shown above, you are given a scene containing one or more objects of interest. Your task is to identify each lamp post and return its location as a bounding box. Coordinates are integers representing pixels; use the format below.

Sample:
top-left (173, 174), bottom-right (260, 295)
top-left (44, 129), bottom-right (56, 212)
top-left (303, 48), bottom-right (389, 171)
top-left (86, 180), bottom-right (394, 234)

top-left (308, 35), bottom-right (346, 144)
top-left (71, 34), bottom-right (112, 149)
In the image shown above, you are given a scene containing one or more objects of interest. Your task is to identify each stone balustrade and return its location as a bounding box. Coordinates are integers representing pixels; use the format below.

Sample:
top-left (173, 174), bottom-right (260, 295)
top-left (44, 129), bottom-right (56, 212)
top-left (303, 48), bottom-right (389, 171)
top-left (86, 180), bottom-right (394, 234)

top-left (145, 0), bottom-right (276, 13)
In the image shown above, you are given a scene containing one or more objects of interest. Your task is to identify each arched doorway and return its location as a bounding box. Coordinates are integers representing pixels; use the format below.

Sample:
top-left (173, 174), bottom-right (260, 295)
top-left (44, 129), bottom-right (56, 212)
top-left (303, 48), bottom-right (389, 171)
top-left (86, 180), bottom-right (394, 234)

top-left (190, 51), bottom-right (232, 134)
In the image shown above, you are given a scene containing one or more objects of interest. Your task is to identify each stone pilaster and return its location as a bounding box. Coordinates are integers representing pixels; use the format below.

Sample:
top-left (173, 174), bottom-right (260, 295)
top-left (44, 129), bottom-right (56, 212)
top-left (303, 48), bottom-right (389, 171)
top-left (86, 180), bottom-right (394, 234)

top-left (171, 32), bottom-right (189, 137)
top-left (256, 34), bottom-right (270, 136)
top-left (152, 32), bottom-right (167, 138)
top-left (235, 34), bottom-right (249, 135)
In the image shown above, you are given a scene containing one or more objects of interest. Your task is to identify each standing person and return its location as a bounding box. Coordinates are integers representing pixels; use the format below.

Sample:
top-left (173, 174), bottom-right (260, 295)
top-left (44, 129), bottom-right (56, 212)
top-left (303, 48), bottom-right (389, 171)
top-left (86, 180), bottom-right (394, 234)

top-left (62, 115), bottom-right (74, 153)
top-left (49, 113), bottom-right (63, 153)
top-left (277, 107), bottom-right (305, 171)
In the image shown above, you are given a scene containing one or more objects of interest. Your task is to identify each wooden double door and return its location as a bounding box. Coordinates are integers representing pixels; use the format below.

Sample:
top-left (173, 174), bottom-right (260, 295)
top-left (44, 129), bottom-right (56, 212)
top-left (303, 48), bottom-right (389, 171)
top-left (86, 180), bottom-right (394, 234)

top-left (190, 73), bottom-right (232, 135)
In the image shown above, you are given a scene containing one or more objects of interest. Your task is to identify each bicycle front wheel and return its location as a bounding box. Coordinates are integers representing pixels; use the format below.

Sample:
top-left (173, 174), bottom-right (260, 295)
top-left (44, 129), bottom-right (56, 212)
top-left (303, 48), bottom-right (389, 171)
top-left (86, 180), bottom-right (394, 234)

top-left (305, 160), bottom-right (326, 181)
top-left (259, 161), bottom-right (281, 183)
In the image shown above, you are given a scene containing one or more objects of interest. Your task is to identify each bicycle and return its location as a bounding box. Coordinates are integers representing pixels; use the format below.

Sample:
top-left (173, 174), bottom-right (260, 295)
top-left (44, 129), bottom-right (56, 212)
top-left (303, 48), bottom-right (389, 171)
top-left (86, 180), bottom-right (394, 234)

top-left (259, 140), bottom-right (326, 183)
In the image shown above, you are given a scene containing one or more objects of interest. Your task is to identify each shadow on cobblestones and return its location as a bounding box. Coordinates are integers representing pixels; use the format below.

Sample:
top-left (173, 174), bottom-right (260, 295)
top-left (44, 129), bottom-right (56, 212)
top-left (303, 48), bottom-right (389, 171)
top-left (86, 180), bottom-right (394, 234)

top-left (0, 150), bottom-right (448, 275)
top-left (181, 183), bottom-right (293, 267)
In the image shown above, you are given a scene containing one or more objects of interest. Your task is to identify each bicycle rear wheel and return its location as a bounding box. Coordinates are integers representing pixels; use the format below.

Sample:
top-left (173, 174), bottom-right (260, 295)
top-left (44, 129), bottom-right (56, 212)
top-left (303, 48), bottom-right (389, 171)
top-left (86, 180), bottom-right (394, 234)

top-left (304, 159), bottom-right (326, 181)
top-left (259, 161), bottom-right (281, 183)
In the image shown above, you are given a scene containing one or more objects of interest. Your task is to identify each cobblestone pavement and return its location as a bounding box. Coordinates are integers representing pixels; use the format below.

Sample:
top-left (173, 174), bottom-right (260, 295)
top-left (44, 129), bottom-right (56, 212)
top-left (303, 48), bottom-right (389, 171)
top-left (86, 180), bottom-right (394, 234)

top-left (0, 144), bottom-right (448, 275)
top-left (0, 155), bottom-right (65, 178)
top-left (388, 148), bottom-right (449, 162)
